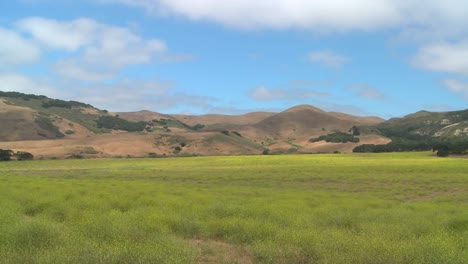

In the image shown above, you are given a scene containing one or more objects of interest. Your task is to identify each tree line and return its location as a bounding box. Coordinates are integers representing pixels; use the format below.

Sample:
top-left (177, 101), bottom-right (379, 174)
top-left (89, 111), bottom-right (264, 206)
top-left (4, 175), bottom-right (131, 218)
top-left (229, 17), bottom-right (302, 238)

top-left (353, 138), bottom-right (468, 157)
top-left (0, 149), bottom-right (34, 161)
top-left (310, 132), bottom-right (360, 143)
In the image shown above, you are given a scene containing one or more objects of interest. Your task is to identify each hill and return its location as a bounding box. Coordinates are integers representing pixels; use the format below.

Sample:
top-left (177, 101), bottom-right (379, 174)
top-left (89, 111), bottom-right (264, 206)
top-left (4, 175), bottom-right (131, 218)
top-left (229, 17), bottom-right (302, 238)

top-left (5, 91), bottom-right (465, 158)
top-left (369, 109), bottom-right (468, 140)
top-left (353, 109), bottom-right (468, 155)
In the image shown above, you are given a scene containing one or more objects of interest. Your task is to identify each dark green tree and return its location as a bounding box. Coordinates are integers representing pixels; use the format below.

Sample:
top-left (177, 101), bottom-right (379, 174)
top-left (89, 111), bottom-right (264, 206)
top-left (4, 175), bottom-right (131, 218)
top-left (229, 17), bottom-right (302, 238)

top-left (15, 151), bottom-right (34, 161)
top-left (350, 126), bottom-right (361, 136)
top-left (0, 149), bottom-right (14, 161)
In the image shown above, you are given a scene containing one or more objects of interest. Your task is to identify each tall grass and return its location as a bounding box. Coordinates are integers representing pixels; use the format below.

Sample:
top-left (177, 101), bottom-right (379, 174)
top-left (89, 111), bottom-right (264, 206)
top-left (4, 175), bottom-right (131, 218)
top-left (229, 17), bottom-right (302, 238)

top-left (0, 152), bottom-right (467, 263)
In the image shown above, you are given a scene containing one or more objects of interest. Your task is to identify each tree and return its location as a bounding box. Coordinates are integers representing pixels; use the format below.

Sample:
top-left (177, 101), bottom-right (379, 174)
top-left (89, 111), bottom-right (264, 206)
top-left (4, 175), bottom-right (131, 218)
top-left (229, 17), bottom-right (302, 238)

top-left (15, 151), bottom-right (34, 161)
top-left (0, 149), bottom-right (14, 161)
top-left (350, 126), bottom-right (361, 136)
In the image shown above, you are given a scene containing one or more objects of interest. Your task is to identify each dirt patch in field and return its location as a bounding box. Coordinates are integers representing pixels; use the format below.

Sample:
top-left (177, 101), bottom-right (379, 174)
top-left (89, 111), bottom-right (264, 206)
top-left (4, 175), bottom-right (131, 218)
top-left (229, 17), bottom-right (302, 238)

top-left (192, 239), bottom-right (254, 264)
top-left (406, 188), bottom-right (468, 202)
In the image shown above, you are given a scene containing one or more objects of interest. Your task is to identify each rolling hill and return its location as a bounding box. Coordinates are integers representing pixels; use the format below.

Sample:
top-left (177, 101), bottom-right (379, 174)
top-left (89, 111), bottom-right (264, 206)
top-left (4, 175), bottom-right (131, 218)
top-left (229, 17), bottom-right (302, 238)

top-left (373, 109), bottom-right (468, 139)
top-left (0, 91), bottom-right (466, 158)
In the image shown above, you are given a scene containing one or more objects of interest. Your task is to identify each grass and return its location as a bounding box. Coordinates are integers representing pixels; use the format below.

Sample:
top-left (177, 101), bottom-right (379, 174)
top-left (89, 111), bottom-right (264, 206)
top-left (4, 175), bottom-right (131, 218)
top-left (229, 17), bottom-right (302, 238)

top-left (0, 152), bottom-right (467, 263)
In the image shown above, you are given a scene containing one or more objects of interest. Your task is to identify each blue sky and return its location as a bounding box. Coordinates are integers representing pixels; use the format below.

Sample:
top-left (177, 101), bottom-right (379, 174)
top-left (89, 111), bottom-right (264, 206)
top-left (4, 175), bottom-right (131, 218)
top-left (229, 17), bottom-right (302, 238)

top-left (1, 0), bottom-right (467, 118)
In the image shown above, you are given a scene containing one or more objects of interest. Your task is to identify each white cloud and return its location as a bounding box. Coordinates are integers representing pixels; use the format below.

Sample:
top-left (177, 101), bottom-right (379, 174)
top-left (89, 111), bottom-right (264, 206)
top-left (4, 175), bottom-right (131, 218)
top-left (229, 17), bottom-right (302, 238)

top-left (100, 0), bottom-right (468, 34)
top-left (16, 17), bottom-right (186, 81)
top-left (307, 51), bottom-right (351, 68)
top-left (0, 72), bottom-right (57, 96)
top-left (349, 84), bottom-right (385, 100)
top-left (443, 79), bottom-right (468, 99)
top-left (0, 72), bottom-right (216, 112)
top-left (73, 79), bottom-right (174, 111)
top-left (53, 60), bottom-right (115, 82)
top-left (412, 41), bottom-right (468, 76)
top-left (249, 86), bottom-right (329, 101)
top-left (17, 17), bottom-right (97, 51)
top-left (0, 28), bottom-right (40, 67)
top-left (77, 88), bottom-right (217, 112)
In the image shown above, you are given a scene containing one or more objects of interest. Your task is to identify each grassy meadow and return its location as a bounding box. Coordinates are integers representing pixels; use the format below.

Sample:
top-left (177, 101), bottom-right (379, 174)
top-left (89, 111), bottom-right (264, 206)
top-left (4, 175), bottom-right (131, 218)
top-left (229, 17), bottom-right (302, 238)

top-left (0, 152), bottom-right (467, 263)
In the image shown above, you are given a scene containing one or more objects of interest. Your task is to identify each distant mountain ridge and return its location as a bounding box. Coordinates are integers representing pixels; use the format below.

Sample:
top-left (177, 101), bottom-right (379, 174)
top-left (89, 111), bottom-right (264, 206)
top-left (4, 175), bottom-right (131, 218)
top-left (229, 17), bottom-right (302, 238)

top-left (0, 91), bottom-right (466, 158)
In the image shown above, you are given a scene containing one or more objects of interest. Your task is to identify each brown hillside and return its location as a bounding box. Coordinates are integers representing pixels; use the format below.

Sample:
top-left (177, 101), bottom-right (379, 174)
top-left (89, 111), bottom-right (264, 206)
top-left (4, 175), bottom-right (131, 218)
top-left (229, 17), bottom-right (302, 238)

top-left (0, 94), bottom-right (391, 158)
top-left (0, 100), bottom-right (43, 141)
top-left (282, 104), bottom-right (326, 113)
top-left (254, 108), bottom-right (356, 138)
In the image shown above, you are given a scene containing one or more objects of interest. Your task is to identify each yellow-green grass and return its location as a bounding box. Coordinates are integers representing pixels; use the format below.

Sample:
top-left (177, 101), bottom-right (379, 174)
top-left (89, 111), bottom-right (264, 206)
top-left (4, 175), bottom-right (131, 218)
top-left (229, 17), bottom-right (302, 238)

top-left (0, 152), bottom-right (467, 263)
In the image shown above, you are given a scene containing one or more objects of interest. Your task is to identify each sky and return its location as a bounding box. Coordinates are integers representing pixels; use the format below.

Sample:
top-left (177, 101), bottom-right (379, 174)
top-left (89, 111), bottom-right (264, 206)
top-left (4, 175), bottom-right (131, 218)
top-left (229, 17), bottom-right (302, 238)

top-left (1, 0), bottom-right (467, 118)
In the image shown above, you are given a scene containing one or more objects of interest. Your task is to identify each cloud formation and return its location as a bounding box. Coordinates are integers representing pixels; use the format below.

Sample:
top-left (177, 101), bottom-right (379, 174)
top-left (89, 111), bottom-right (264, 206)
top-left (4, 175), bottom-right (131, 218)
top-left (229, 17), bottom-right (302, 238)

top-left (16, 17), bottom-right (171, 81)
top-left (307, 51), bottom-right (351, 68)
top-left (0, 28), bottom-right (40, 67)
top-left (0, 16), bottom-right (206, 113)
top-left (412, 41), bottom-right (468, 76)
top-left (0, 72), bottom-right (218, 112)
top-left (0, 72), bottom-right (58, 96)
top-left (443, 79), bottom-right (468, 99)
top-left (102, 0), bottom-right (468, 34)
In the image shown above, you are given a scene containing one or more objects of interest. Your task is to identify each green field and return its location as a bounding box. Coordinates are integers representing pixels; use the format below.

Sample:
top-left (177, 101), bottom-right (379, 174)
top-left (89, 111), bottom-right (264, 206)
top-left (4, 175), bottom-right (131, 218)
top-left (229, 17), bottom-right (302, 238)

top-left (0, 153), bottom-right (467, 263)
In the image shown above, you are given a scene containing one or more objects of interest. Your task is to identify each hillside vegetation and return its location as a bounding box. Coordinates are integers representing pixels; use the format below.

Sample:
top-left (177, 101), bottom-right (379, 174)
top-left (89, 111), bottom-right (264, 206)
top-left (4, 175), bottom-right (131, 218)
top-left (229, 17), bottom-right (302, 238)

top-left (355, 109), bottom-right (468, 155)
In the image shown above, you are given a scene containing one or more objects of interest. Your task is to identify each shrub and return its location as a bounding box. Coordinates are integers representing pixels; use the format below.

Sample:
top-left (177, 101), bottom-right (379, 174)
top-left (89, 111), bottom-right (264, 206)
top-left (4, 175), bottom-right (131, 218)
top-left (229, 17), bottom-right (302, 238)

top-left (35, 116), bottom-right (65, 138)
top-left (220, 130), bottom-right (230, 136)
top-left (69, 154), bottom-right (83, 159)
top-left (232, 131), bottom-right (242, 137)
top-left (148, 152), bottom-right (158, 158)
top-left (15, 151), bottom-right (34, 161)
top-left (41, 99), bottom-right (92, 109)
top-left (96, 116), bottom-right (147, 132)
top-left (350, 126), bottom-right (361, 136)
top-left (191, 124), bottom-right (205, 131)
top-left (0, 149), bottom-right (14, 161)
top-left (436, 149), bottom-right (450, 157)
top-left (173, 146), bottom-right (182, 154)
top-left (310, 132), bottom-right (359, 143)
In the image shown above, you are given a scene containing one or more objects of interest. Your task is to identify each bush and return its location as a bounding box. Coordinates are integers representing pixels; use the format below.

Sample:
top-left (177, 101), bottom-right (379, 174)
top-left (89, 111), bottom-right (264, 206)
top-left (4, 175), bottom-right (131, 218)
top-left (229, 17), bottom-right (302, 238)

top-left (310, 132), bottom-right (359, 143)
top-left (436, 149), bottom-right (450, 157)
top-left (190, 124), bottom-right (205, 131)
top-left (96, 116), bottom-right (147, 132)
top-left (41, 99), bottom-right (91, 109)
top-left (35, 116), bottom-right (65, 138)
top-left (0, 91), bottom-right (47, 101)
top-left (0, 149), bottom-right (14, 161)
top-left (220, 130), bottom-right (230, 136)
top-left (148, 152), bottom-right (158, 158)
top-left (232, 131), bottom-right (242, 137)
top-left (173, 146), bottom-right (182, 154)
top-left (69, 154), bottom-right (83, 159)
top-left (353, 138), bottom-right (468, 156)
top-left (262, 148), bottom-right (270, 155)
top-left (65, 130), bottom-right (75, 135)
top-left (350, 126), bottom-right (361, 136)
top-left (15, 151), bottom-right (34, 161)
